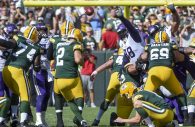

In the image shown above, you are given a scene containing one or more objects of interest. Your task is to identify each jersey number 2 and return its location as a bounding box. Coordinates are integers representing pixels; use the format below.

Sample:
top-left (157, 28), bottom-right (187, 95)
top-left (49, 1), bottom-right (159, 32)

top-left (56, 47), bottom-right (65, 66)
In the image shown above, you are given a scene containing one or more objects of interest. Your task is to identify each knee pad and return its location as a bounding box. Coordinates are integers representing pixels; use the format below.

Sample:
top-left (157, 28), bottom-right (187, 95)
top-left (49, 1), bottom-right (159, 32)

top-left (100, 100), bottom-right (110, 111)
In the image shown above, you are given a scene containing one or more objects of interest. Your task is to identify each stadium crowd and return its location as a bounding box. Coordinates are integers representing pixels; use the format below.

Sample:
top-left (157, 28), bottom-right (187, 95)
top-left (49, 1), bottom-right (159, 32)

top-left (0, 0), bottom-right (195, 127)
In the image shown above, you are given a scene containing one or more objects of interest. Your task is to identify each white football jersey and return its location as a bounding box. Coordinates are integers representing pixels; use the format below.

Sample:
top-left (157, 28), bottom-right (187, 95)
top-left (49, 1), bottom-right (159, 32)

top-left (0, 35), bottom-right (12, 71)
top-left (39, 38), bottom-right (50, 70)
top-left (122, 34), bottom-right (144, 65)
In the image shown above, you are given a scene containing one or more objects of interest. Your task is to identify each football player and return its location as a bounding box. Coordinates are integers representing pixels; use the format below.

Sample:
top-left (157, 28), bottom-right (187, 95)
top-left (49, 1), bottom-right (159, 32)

top-left (0, 24), bottom-right (19, 126)
top-left (137, 31), bottom-right (195, 125)
top-left (0, 26), bottom-right (41, 126)
top-left (31, 23), bottom-right (53, 127)
top-left (91, 48), bottom-right (123, 126)
top-left (115, 83), bottom-right (175, 127)
top-left (48, 21), bottom-right (85, 127)
top-left (52, 28), bottom-right (88, 127)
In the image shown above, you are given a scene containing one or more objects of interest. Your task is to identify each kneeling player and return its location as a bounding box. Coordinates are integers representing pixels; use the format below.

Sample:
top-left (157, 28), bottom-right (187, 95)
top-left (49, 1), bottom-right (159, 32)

top-left (115, 83), bottom-right (175, 127)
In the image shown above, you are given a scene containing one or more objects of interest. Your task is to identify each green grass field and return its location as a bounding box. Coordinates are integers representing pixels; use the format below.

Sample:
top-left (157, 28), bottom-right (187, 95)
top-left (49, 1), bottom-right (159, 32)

top-left (31, 106), bottom-right (132, 127)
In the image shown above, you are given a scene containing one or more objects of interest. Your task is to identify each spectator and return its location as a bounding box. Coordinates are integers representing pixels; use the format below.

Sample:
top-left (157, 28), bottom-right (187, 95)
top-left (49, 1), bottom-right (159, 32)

top-left (180, 23), bottom-right (195, 47)
top-left (38, 7), bottom-right (55, 31)
top-left (99, 23), bottom-right (118, 51)
top-left (25, 10), bottom-right (35, 26)
top-left (75, 14), bottom-right (91, 36)
top-left (104, 7), bottom-right (121, 31)
top-left (88, 6), bottom-right (105, 43)
top-left (83, 26), bottom-right (98, 51)
top-left (132, 6), bottom-right (144, 25)
top-left (80, 48), bottom-right (97, 108)
top-left (0, 15), bottom-right (8, 25)
top-left (14, 4), bottom-right (26, 23)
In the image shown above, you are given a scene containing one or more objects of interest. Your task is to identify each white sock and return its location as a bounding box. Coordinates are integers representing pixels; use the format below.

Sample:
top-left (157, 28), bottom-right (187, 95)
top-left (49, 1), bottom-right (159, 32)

top-left (20, 113), bottom-right (28, 123)
top-left (143, 117), bottom-right (155, 127)
top-left (36, 112), bottom-right (43, 125)
top-left (11, 105), bottom-right (18, 117)
top-left (188, 105), bottom-right (195, 113)
top-left (0, 117), bottom-right (5, 122)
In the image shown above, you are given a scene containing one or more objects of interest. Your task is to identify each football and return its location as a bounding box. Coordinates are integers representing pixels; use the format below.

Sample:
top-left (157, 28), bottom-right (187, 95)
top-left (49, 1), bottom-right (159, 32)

top-left (84, 6), bottom-right (94, 16)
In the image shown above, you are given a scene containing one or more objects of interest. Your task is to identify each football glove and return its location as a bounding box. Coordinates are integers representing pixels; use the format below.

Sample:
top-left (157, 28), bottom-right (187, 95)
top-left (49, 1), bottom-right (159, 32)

top-left (167, 3), bottom-right (176, 13)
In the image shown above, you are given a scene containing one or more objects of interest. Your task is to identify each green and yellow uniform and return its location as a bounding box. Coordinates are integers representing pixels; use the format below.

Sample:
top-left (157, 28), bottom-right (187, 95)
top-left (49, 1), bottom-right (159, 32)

top-left (105, 48), bottom-right (123, 102)
top-left (117, 69), bottom-right (141, 118)
top-left (133, 90), bottom-right (174, 127)
top-left (3, 36), bottom-right (40, 102)
top-left (144, 43), bottom-right (184, 96)
top-left (50, 36), bottom-right (84, 99)
top-left (53, 39), bottom-right (83, 101)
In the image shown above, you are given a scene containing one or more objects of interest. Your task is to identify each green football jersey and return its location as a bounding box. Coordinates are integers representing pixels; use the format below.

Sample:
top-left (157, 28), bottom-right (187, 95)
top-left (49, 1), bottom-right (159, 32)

top-left (55, 41), bottom-right (82, 78)
top-left (49, 35), bottom-right (62, 58)
top-left (111, 48), bottom-right (124, 73)
top-left (145, 43), bottom-right (177, 69)
top-left (6, 36), bottom-right (40, 71)
top-left (119, 70), bottom-right (141, 87)
top-left (133, 90), bottom-right (170, 109)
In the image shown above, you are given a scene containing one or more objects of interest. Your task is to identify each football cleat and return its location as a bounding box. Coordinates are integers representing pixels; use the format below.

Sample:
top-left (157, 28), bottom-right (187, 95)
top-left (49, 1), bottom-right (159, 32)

top-left (91, 119), bottom-right (100, 126)
top-left (81, 120), bottom-right (88, 127)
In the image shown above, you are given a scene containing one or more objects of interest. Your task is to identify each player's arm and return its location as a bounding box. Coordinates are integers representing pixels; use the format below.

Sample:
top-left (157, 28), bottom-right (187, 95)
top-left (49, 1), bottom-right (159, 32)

top-left (74, 44), bottom-right (84, 66)
top-left (90, 58), bottom-right (113, 79)
top-left (167, 4), bottom-right (180, 34)
top-left (0, 38), bottom-right (17, 49)
top-left (115, 7), bottom-right (141, 43)
top-left (47, 42), bottom-right (54, 60)
top-left (114, 112), bottom-right (141, 124)
top-left (33, 55), bottom-right (41, 72)
top-left (178, 47), bottom-right (195, 55)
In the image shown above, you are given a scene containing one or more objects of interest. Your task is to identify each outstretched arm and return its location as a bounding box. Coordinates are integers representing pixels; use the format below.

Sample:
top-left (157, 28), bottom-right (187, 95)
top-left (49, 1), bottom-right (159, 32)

top-left (115, 8), bottom-right (141, 43)
top-left (167, 4), bottom-right (180, 34)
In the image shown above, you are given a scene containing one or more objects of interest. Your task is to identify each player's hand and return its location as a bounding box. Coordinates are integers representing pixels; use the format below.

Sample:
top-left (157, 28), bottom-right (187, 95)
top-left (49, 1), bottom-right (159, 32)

top-left (114, 117), bottom-right (124, 123)
top-left (90, 70), bottom-right (97, 81)
top-left (115, 7), bottom-right (123, 18)
top-left (167, 3), bottom-right (176, 13)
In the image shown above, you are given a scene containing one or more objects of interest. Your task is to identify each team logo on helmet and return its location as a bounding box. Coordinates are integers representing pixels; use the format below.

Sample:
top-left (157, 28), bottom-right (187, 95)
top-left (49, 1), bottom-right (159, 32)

top-left (24, 26), bottom-right (39, 43)
top-left (154, 31), bottom-right (169, 43)
top-left (120, 82), bottom-right (136, 99)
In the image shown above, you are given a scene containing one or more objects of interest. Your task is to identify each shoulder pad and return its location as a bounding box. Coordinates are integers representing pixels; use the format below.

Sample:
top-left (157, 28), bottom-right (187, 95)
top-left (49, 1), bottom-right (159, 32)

top-left (73, 44), bottom-right (83, 51)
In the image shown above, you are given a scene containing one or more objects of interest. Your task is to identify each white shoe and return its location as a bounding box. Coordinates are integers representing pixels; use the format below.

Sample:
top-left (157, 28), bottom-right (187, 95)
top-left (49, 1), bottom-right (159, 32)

top-left (91, 103), bottom-right (96, 108)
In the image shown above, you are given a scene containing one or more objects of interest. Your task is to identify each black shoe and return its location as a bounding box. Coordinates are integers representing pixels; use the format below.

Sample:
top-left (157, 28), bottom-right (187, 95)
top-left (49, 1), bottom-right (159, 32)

top-left (10, 116), bottom-right (20, 127)
top-left (20, 121), bottom-right (29, 127)
top-left (81, 120), bottom-right (88, 127)
top-left (73, 117), bottom-right (80, 126)
top-left (56, 122), bottom-right (64, 127)
top-left (110, 112), bottom-right (118, 126)
top-left (91, 119), bottom-right (100, 126)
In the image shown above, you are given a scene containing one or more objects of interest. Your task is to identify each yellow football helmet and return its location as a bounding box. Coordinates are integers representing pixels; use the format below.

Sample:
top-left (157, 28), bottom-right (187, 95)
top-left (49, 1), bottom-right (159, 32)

top-left (23, 26), bottom-right (39, 43)
top-left (68, 28), bottom-right (83, 42)
top-left (154, 31), bottom-right (169, 43)
top-left (120, 82), bottom-right (136, 99)
top-left (60, 20), bottom-right (74, 37)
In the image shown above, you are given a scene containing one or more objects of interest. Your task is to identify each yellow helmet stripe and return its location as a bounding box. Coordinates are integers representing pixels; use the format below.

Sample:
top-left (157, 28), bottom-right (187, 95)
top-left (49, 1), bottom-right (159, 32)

top-left (27, 26), bottom-right (36, 39)
top-left (65, 21), bottom-right (70, 35)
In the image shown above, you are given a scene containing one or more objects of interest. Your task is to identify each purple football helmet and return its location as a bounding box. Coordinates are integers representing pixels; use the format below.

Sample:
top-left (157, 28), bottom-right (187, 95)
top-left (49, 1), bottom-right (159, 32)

top-left (117, 24), bottom-right (128, 39)
top-left (36, 23), bottom-right (47, 32)
top-left (148, 25), bottom-right (160, 37)
top-left (3, 24), bottom-right (18, 38)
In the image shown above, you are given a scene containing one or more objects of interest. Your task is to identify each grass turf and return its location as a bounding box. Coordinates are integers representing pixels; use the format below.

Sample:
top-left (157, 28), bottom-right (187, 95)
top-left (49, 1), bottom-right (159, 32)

top-left (31, 106), bottom-right (131, 126)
